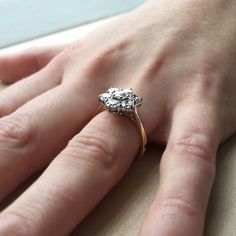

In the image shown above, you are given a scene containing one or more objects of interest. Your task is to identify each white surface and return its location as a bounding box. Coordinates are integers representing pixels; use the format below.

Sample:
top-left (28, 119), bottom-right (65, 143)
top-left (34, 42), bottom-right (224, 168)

top-left (0, 0), bottom-right (146, 48)
top-left (0, 17), bottom-right (113, 55)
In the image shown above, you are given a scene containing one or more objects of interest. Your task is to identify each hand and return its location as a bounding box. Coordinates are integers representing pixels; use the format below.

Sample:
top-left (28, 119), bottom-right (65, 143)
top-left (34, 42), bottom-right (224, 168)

top-left (0, 0), bottom-right (236, 235)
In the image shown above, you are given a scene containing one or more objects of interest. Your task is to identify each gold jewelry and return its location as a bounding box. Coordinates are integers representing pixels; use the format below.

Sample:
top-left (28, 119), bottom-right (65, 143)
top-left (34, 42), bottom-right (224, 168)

top-left (98, 88), bottom-right (147, 158)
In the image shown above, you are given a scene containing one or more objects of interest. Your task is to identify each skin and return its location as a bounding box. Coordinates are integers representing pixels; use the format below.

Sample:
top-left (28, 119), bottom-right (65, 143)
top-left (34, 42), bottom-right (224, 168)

top-left (0, 0), bottom-right (236, 235)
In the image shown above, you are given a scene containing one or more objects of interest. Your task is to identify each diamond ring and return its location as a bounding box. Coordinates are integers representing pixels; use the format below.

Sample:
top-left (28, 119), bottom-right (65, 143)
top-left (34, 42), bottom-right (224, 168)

top-left (98, 88), bottom-right (147, 158)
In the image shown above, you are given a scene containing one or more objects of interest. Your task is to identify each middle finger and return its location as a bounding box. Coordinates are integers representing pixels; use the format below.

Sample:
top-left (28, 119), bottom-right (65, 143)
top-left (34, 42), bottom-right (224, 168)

top-left (0, 111), bottom-right (141, 236)
top-left (0, 81), bottom-right (98, 200)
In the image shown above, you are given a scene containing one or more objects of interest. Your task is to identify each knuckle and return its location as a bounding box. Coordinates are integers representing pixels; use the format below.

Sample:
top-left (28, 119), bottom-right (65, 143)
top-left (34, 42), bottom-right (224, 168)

top-left (0, 113), bottom-right (37, 150)
top-left (24, 47), bottom-right (43, 72)
top-left (156, 196), bottom-right (202, 219)
top-left (31, 48), bottom-right (49, 70)
top-left (0, 211), bottom-right (34, 236)
top-left (171, 133), bottom-right (215, 163)
top-left (35, 182), bottom-right (77, 207)
top-left (53, 42), bottom-right (83, 69)
top-left (49, 52), bottom-right (67, 72)
top-left (82, 40), bottom-right (128, 80)
top-left (0, 96), bottom-right (15, 117)
top-left (67, 131), bottom-right (118, 170)
top-left (170, 133), bottom-right (216, 180)
top-left (0, 103), bottom-right (7, 118)
top-left (48, 47), bottom-right (73, 74)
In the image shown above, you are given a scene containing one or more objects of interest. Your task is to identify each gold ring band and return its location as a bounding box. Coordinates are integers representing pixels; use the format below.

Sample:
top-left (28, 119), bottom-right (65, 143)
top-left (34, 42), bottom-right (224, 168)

top-left (99, 105), bottom-right (147, 158)
top-left (98, 88), bottom-right (147, 159)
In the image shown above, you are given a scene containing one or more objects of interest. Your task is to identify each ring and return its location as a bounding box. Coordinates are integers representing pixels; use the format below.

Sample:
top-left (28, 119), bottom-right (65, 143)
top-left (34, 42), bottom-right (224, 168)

top-left (98, 87), bottom-right (147, 158)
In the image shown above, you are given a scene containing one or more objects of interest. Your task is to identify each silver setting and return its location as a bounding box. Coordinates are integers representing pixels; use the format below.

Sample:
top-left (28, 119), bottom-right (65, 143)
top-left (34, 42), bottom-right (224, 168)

top-left (99, 88), bottom-right (142, 115)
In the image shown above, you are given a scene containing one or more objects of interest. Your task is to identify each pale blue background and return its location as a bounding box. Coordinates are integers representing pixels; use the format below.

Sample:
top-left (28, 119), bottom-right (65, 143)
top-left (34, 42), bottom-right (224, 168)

top-left (0, 0), bottom-right (146, 48)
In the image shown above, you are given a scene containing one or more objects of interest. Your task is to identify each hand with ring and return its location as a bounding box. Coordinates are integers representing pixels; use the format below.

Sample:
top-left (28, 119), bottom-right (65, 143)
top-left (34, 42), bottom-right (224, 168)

top-left (0, 0), bottom-right (236, 235)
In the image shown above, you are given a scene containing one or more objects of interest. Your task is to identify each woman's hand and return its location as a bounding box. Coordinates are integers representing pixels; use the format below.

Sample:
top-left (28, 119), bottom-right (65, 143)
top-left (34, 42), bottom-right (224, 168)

top-left (0, 0), bottom-right (236, 235)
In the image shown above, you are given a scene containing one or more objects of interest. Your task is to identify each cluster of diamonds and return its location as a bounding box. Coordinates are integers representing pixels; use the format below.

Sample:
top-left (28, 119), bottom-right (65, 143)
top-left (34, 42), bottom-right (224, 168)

top-left (99, 88), bottom-right (142, 115)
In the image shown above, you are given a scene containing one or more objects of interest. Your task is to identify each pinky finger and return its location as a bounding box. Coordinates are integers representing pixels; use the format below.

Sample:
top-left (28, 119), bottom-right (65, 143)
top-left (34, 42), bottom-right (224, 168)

top-left (140, 102), bottom-right (221, 236)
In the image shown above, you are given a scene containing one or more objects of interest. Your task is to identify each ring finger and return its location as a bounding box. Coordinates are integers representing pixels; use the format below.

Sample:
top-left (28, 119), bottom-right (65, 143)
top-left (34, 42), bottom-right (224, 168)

top-left (0, 111), bottom-right (141, 236)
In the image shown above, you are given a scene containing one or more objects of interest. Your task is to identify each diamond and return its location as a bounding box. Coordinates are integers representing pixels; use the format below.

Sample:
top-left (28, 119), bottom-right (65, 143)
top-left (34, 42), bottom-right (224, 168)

top-left (107, 87), bottom-right (117, 94)
top-left (121, 99), bottom-right (134, 110)
top-left (113, 90), bottom-right (125, 99)
top-left (99, 88), bottom-right (142, 114)
top-left (107, 98), bottom-right (120, 107)
top-left (99, 93), bottom-right (111, 102)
